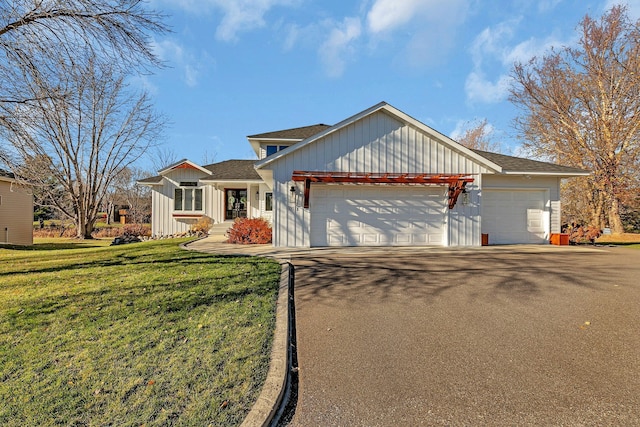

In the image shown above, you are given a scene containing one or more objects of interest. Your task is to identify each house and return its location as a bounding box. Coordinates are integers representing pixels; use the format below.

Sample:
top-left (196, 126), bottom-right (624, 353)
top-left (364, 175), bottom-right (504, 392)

top-left (139, 102), bottom-right (588, 247)
top-left (0, 169), bottom-right (33, 246)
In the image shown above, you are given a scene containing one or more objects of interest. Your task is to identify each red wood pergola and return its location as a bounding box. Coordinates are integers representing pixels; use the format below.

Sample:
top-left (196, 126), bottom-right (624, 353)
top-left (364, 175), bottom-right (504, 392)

top-left (291, 171), bottom-right (475, 209)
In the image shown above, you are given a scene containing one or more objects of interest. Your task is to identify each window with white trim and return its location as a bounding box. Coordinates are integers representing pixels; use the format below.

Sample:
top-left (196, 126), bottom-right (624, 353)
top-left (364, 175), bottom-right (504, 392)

top-left (174, 182), bottom-right (203, 211)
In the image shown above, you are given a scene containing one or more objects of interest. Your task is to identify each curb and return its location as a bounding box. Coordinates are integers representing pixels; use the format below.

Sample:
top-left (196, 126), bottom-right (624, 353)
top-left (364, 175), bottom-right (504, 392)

top-left (180, 239), bottom-right (295, 426)
top-left (241, 262), bottom-right (292, 427)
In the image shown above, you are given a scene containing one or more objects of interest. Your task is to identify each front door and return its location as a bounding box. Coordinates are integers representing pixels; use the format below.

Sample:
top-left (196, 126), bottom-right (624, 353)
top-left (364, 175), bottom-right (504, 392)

top-left (225, 189), bottom-right (247, 220)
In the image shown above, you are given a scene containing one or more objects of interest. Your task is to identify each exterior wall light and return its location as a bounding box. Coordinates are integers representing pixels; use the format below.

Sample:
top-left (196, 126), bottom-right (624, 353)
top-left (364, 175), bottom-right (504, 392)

top-left (462, 189), bottom-right (470, 206)
top-left (289, 184), bottom-right (297, 204)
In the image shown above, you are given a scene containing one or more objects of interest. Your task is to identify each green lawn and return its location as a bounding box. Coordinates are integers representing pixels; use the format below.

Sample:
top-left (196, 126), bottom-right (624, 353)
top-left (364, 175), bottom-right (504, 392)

top-left (0, 238), bottom-right (281, 426)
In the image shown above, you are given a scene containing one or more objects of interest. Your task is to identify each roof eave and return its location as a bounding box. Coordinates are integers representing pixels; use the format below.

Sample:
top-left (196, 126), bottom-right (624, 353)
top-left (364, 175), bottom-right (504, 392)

top-left (199, 179), bottom-right (263, 183)
top-left (501, 171), bottom-right (591, 177)
top-left (136, 180), bottom-right (163, 186)
top-left (247, 137), bottom-right (304, 142)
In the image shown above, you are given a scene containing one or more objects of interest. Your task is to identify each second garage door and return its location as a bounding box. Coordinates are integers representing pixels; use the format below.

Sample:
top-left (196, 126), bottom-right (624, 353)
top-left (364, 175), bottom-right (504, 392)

top-left (481, 189), bottom-right (549, 244)
top-left (310, 185), bottom-right (447, 247)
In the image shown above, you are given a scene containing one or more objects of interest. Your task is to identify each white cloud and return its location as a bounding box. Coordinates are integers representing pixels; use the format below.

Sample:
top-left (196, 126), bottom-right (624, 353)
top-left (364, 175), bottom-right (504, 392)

top-left (151, 0), bottom-right (300, 41)
top-left (366, 0), bottom-right (468, 34)
top-left (465, 71), bottom-right (512, 104)
top-left (214, 0), bottom-right (299, 41)
top-left (319, 17), bottom-right (362, 78)
top-left (367, 0), bottom-right (425, 33)
top-left (465, 18), bottom-right (569, 104)
top-left (366, 0), bottom-right (471, 68)
top-left (152, 39), bottom-right (211, 87)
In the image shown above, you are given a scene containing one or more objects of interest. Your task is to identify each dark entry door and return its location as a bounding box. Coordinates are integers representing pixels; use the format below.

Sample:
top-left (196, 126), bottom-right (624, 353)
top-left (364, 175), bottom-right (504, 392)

top-left (225, 189), bottom-right (247, 220)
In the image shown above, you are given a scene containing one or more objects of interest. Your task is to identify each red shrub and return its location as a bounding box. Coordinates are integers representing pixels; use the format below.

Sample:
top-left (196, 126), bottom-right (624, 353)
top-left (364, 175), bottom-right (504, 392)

top-left (226, 218), bottom-right (272, 244)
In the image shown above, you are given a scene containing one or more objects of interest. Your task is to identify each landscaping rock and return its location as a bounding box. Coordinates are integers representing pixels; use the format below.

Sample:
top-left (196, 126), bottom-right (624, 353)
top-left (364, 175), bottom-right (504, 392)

top-left (110, 235), bottom-right (142, 246)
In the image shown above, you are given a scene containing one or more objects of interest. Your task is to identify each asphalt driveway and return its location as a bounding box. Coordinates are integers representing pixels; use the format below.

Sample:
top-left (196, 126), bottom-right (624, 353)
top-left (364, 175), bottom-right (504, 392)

top-left (287, 246), bottom-right (640, 426)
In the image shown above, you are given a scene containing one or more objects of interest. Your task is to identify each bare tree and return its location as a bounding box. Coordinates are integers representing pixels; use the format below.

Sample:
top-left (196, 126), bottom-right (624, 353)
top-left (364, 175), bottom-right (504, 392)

top-left (1, 57), bottom-right (164, 238)
top-left (510, 5), bottom-right (640, 233)
top-left (111, 166), bottom-right (152, 224)
top-left (0, 0), bottom-right (167, 106)
top-left (149, 146), bottom-right (179, 172)
top-left (455, 119), bottom-right (502, 153)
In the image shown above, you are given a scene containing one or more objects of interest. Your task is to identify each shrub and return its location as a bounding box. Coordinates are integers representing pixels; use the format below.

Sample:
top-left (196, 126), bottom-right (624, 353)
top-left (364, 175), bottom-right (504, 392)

top-left (569, 225), bottom-right (602, 244)
top-left (32, 226), bottom-right (77, 238)
top-left (226, 218), bottom-right (272, 244)
top-left (122, 223), bottom-right (151, 237)
top-left (191, 215), bottom-right (213, 235)
top-left (92, 227), bottom-right (123, 238)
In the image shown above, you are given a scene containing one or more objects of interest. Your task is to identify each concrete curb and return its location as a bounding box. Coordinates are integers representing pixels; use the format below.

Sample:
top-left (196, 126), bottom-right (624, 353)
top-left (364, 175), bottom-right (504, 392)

top-left (240, 262), bottom-right (291, 427)
top-left (181, 238), bottom-right (294, 426)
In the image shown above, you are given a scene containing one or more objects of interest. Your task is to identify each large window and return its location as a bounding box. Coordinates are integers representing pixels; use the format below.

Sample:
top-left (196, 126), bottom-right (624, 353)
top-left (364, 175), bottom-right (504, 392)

top-left (174, 182), bottom-right (203, 211)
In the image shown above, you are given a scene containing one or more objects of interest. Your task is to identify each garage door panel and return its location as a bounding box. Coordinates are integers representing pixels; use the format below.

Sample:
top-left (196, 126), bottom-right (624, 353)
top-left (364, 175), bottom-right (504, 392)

top-left (482, 190), bottom-right (547, 244)
top-left (310, 185), bottom-right (446, 247)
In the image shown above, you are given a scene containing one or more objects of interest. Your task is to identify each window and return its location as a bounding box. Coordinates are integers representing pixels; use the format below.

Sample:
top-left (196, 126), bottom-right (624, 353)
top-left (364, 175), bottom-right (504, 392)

top-left (265, 192), bottom-right (273, 211)
top-left (174, 183), bottom-right (203, 211)
top-left (266, 145), bottom-right (278, 156)
top-left (265, 145), bottom-right (289, 157)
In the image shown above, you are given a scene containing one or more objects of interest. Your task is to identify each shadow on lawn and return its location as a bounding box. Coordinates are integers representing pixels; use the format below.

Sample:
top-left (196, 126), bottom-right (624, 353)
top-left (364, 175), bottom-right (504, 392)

top-left (1, 241), bottom-right (107, 251)
top-left (0, 241), bottom-right (275, 278)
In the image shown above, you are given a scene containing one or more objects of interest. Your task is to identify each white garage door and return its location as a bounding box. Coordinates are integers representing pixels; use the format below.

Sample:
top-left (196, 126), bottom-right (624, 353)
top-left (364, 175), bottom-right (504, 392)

top-left (310, 185), bottom-right (447, 247)
top-left (482, 190), bottom-right (549, 244)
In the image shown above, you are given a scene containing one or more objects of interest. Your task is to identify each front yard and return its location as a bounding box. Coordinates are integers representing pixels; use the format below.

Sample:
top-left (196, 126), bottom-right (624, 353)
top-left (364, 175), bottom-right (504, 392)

top-left (0, 238), bottom-right (281, 426)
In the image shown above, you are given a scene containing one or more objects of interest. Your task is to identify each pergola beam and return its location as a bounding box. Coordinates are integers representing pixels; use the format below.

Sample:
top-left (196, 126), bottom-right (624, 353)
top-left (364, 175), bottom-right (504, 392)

top-left (291, 171), bottom-right (475, 209)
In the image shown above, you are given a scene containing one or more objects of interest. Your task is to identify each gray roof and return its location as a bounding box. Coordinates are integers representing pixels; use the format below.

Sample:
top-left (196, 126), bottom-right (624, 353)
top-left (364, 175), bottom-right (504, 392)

top-left (471, 149), bottom-right (590, 175)
top-left (202, 159), bottom-right (261, 180)
top-left (138, 159), bottom-right (261, 184)
top-left (248, 124), bottom-right (332, 140)
top-left (137, 175), bottom-right (163, 184)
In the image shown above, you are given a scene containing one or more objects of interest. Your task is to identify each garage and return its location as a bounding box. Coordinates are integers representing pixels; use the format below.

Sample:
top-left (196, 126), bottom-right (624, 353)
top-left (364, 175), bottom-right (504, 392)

top-left (481, 189), bottom-right (549, 244)
top-left (310, 184), bottom-right (447, 246)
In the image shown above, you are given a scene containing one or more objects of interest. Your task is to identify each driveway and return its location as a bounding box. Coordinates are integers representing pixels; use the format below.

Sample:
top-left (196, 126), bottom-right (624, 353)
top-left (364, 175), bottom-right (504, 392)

top-left (286, 246), bottom-right (640, 426)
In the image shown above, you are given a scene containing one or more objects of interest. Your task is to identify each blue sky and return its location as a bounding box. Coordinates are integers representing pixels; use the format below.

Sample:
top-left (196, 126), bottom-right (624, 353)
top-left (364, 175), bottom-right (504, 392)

top-left (142, 0), bottom-right (640, 169)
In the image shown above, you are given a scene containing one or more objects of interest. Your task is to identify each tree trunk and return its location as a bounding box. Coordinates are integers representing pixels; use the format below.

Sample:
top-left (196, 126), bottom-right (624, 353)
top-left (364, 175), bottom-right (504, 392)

top-left (608, 197), bottom-right (625, 233)
top-left (106, 201), bottom-right (114, 225)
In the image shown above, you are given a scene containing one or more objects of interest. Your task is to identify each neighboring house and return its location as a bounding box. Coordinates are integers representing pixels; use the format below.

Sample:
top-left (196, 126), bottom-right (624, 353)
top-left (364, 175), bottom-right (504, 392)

top-left (139, 102), bottom-right (588, 247)
top-left (0, 169), bottom-right (33, 246)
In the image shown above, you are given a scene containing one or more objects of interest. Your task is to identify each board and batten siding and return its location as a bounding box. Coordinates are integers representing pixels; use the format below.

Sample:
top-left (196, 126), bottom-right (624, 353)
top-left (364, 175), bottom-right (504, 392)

top-left (0, 180), bottom-right (33, 245)
top-left (481, 175), bottom-right (562, 234)
top-left (268, 110), bottom-right (492, 247)
top-left (150, 169), bottom-right (219, 236)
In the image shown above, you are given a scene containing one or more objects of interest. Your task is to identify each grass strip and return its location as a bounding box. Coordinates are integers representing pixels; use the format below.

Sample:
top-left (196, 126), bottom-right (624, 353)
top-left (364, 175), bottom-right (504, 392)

top-left (0, 238), bottom-right (281, 426)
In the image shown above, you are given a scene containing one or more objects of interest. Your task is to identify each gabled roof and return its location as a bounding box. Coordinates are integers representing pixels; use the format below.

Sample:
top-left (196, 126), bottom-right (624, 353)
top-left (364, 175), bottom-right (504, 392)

top-left (138, 159), bottom-right (261, 186)
top-left (248, 124), bottom-right (332, 140)
top-left (158, 159), bottom-right (212, 175)
top-left (255, 102), bottom-right (503, 172)
top-left (471, 149), bottom-right (590, 176)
